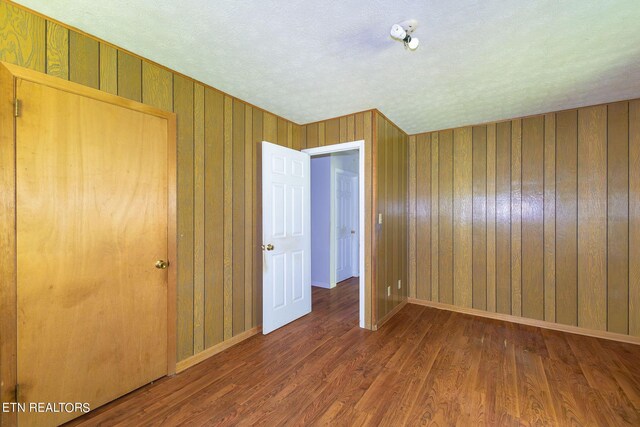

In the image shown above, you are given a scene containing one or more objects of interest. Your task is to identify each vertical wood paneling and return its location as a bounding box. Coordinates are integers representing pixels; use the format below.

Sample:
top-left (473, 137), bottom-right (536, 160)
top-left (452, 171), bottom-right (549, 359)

top-left (402, 132), bottom-right (408, 299)
top-left (300, 124), bottom-right (307, 150)
top-left (252, 109), bottom-right (264, 328)
top-left (439, 130), bottom-right (454, 304)
top-left (204, 88), bottom-right (224, 348)
top-left (306, 123), bottom-right (318, 148)
top-left (277, 117), bottom-right (287, 147)
top-left (630, 100), bottom-right (640, 337)
top-left (607, 102), bottom-right (629, 334)
top-left (326, 118), bottom-right (340, 146)
top-left (142, 62), bottom-right (173, 111)
top-left (374, 114), bottom-right (381, 318)
top-left (287, 122), bottom-right (293, 149)
top-left (577, 106), bottom-right (607, 331)
top-left (263, 112), bottom-right (277, 143)
top-left (347, 115), bottom-right (355, 141)
top-left (291, 124), bottom-right (301, 151)
top-left (385, 118), bottom-right (392, 313)
top-left (391, 125), bottom-right (400, 309)
top-left (318, 122), bottom-right (326, 147)
top-left (415, 134), bottom-right (431, 300)
top-left (363, 112), bottom-right (373, 329)
top-left (486, 124), bottom-right (497, 312)
top-left (376, 121), bottom-right (410, 310)
top-left (496, 121), bottom-right (512, 314)
top-left (472, 126), bottom-right (487, 310)
top-left (399, 132), bottom-right (405, 299)
top-left (453, 127), bottom-right (473, 308)
top-left (376, 116), bottom-right (388, 316)
top-left (408, 136), bottom-right (417, 298)
top-left (511, 119), bottom-right (522, 317)
top-left (394, 128), bottom-right (401, 302)
top-left (117, 51), bottom-right (141, 102)
top-left (244, 105), bottom-right (254, 329)
top-left (174, 75), bottom-right (195, 360)
top-left (69, 31), bottom-right (98, 88)
top-left (46, 21), bottom-right (68, 79)
top-left (0, 1), bottom-right (45, 71)
top-left (556, 110), bottom-right (578, 326)
top-left (431, 133), bottom-right (439, 302)
top-left (369, 113), bottom-right (377, 322)
top-left (192, 84), bottom-right (205, 352)
top-left (339, 116), bottom-right (348, 142)
top-left (355, 113), bottom-right (364, 141)
top-left (223, 96), bottom-right (233, 340)
top-left (409, 102), bottom-right (639, 339)
top-left (386, 122), bottom-right (395, 313)
top-left (99, 44), bottom-right (117, 95)
top-left (232, 99), bottom-right (246, 336)
top-left (399, 130), bottom-right (407, 299)
top-left (543, 114), bottom-right (556, 322)
top-left (521, 116), bottom-right (544, 320)
top-left (397, 129), bottom-right (404, 299)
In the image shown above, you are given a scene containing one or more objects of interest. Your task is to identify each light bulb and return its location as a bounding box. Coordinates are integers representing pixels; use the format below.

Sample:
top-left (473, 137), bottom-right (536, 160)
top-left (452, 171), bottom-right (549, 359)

top-left (390, 24), bottom-right (406, 40)
top-left (406, 37), bottom-right (419, 50)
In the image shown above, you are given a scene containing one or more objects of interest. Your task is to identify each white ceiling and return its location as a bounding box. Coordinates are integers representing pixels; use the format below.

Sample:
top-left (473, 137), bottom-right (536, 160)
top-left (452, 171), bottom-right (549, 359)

top-left (15, 0), bottom-right (640, 134)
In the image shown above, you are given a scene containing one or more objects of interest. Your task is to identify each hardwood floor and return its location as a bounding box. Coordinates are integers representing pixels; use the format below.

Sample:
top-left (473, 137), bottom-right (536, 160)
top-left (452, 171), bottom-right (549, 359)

top-left (68, 277), bottom-right (640, 426)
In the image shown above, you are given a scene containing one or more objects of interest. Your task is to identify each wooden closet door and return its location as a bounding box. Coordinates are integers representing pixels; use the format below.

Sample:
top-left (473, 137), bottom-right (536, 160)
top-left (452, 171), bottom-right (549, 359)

top-left (15, 79), bottom-right (168, 426)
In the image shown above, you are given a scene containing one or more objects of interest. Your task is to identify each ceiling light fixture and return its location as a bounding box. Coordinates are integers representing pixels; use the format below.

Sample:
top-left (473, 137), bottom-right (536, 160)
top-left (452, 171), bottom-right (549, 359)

top-left (390, 19), bottom-right (419, 50)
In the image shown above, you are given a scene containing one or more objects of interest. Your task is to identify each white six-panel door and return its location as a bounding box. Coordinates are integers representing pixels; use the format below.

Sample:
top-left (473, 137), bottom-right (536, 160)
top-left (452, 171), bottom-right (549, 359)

top-left (262, 141), bottom-right (311, 334)
top-left (335, 169), bottom-right (355, 283)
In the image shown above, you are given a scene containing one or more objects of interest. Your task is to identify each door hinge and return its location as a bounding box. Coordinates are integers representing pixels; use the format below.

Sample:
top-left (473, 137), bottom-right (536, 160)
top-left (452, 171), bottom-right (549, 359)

top-left (14, 99), bottom-right (20, 117)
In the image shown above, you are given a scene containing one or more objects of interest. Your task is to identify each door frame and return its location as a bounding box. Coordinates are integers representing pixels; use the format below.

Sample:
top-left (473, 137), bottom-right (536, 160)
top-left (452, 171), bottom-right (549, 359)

top-left (0, 62), bottom-right (177, 423)
top-left (303, 140), bottom-right (365, 328)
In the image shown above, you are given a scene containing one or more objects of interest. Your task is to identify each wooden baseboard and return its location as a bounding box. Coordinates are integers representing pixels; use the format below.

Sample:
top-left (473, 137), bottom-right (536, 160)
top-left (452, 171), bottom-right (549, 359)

top-left (374, 299), bottom-right (408, 331)
top-left (408, 298), bottom-right (640, 346)
top-left (176, 326), bottom-right (262, 373)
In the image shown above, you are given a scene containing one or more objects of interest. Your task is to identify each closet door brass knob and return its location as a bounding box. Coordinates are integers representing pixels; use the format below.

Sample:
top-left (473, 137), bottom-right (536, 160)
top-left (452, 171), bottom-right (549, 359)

top-left (261, 244), bottom-right (274, 251)
top-left (155, 260), bottom-right (169, 269)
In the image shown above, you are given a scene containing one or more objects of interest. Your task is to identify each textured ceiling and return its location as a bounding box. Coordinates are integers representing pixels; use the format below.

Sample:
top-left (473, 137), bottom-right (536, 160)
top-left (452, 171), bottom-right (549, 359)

top-left (14, 0), bottom-right (640, 134)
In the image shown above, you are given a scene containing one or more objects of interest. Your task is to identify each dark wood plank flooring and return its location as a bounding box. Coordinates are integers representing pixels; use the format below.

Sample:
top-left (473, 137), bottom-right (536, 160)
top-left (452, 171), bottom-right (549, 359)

top-left (68, 277), bottom-right (640, 426)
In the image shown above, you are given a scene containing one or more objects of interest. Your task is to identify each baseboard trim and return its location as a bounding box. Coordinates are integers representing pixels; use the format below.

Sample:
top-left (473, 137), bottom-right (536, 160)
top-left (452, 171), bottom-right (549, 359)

top-left (374, 299), bottom-right (408, 331)
top-left (312, 281), bottom-right (332, 289)
top-left (408, 298), bottom-right (640, 346)
top-left (176, 326), bottom-right (262, 373)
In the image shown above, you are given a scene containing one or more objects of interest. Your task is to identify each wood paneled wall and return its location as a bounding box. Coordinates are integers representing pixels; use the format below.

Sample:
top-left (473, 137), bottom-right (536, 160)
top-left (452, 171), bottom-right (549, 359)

top-left (374, 114), bottom-right (409, 321)
top-left (0, 0), bottom-right (305, 362)
top-left (301, 112), bottom-right (409, 327)
top-left (408, 100), bottom-right (640, 337)
top-left (302, 112), bottom-right (376, 328)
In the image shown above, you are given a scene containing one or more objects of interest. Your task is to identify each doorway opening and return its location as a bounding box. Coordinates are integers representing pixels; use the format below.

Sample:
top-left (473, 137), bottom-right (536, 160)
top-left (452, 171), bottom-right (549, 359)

top-left (304, 141), bottom-right (365, 328)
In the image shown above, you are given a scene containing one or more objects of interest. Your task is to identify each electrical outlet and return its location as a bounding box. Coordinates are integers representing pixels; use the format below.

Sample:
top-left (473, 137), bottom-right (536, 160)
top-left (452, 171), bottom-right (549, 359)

top-left (387, 286), bottom-right (391, 297)
top-left (398, 279), bottom-right (401, 290)
top-left (378, 213), bottom-right (383, 224)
